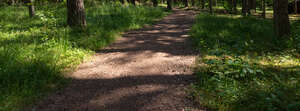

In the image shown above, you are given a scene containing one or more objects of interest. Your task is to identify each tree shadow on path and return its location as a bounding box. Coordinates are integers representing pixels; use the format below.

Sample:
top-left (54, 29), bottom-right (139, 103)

top-left (34, 9), bottom-right (207, 111)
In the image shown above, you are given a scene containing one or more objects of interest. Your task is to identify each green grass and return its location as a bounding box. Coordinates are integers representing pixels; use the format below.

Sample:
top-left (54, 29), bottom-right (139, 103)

top-left (190, 13), bottom-right (300, 111)
top-left (0, 3), bottom-right (168, 111)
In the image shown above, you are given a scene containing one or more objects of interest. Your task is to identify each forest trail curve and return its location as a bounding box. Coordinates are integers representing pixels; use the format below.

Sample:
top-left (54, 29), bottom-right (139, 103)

top-left (35, 9), bottom-right (202, 111)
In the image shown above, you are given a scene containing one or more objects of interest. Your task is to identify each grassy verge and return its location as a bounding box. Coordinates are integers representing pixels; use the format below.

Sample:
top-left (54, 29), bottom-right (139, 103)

top-left (189, 13), bottom-right (300, 111)
top-left (0, 3), bottom-right (168, 111)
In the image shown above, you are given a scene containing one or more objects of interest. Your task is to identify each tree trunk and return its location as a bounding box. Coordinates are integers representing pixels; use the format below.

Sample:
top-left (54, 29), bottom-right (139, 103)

top-left (262, 0), bottom-right (265, 18)
top-left (67, 0), bottom-right (87, 27)
top-left (28, 0), bottom-right (35, 17)
top-left (184, 0), bottom-right (188, 7)
top-left (130, 0), bottom-right (136, 5)
top-left (167, 0), bottom-right (172, 10)
top-left (228, 0), bottom-right (233, 12)
top-left (201, 0), bottom-right (205, 9)
top-left (209, 0), bottom-right (213, 14)
top-left (248, 0), bottom-right (255, 14)
top-left (273, 0), bottom-right (290, 38)
top-left (120, 0), bottom-right (125, 4)
top-left (253, 0), bottom-right (256, 12)
top-left (191, 0), bottom-right (195, 6)
top-left (242, 0), bottom-right (246, 15)
top-left (152, 0), bottom-right (158, 7)
top-left (233, 0), bottom-right (237, 14)
top-left (24, 0), bottom-right (35, 17)
top-left (295, 0), bottom-right (298, 14)
top-left (242, 0), bottom-right (250, 16)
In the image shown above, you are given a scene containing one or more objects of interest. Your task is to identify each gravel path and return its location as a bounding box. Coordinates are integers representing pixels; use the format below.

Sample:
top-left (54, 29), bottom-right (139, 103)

top-left (35, 9), bottom-right (202, 111)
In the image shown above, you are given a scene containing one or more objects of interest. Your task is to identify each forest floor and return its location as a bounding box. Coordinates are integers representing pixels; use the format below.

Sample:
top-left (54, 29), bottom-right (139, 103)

top-left (34, 9), bottom-right (204, 111)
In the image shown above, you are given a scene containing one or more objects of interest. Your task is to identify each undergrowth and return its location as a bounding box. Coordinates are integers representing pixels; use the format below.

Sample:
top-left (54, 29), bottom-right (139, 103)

top-left (190, 14), bottom-right (300, 111)
top-left (0, 2), bottom-right (167, 111)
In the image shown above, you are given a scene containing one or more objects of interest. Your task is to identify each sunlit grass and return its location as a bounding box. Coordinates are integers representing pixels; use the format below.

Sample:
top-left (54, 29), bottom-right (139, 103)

top-left (0, 3), bottom-right (168, 111)
top-left (190, 13), bottom-right (300, 111)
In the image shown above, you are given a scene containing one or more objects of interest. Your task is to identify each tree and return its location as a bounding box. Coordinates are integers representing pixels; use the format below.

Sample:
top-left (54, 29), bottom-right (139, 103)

top-left (227, 0), bottom-right (237, 13)
top-left (201, 0), bottom-right (205, 9)
top-left (183, 0), bottom-right (188, 7)
top-left (120, 0), bottom-right (125, 4)
top-left (24, 0), bottom-right (35, 17)
top-left (273, 0), bottom-right (290, 38)
top-left (209, 0), bottom-right (213, 14)
top-left (295, 0), bottom-right (298, 13)
top-left (167, 0), bottom-right (172, 10)
top-left (249, 0), bottom-right (256, 13)
top-left (67, 0), bottom-right (87, 27)
top-left (152, 0), bottom-right (158, 7)
top-left (191, 0), bottom-right (195, 6)
top-left (232, 0), bottom-right (237, 13)
top-left (261, 0), bottom-right (265, 18)
top-left (130, 0), bottom-right (136, 5)
top-left (242, 0), bottom-right (249, 15)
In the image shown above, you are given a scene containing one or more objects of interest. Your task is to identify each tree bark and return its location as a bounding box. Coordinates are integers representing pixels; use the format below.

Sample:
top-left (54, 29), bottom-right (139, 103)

top-left (252, 0), bottom-right (256, 12)
top-left (209, 0), bottom-right (213, 14)
top-left (233, 0), bottom-right (237, 14)
top-left (120, 0), bottom-right (125, 4)
top-left (67, 0), bottom-right (87, 27)
top-left (201, 0), bottom-right (205, 9)
top-left (191, 0), bottom-right (195, 6)
top-left (183, 0), bottom-right (188, 7)
top-left (28, 0), bottom-right (35, 17)
top-left (24, 0), bottom-right (35, 17)
top-left (248, 0), bottom-right (255, 14)
top-left (227, 0), bottom-right (233, 12)
top-left (273, 0), bottom-right (290, 38)
top-left (295, 0), bottom-right (298, 14)
top-left (152, 0), bottom-right (158, 7)
top-left (261, 0), bottom-right (265, 18)
top-left (130, 0), bottom-right (136, 5)
top-left (242, 0), bottom-right (250, 16)
top-left (167, 0), bottom-right (172, 10)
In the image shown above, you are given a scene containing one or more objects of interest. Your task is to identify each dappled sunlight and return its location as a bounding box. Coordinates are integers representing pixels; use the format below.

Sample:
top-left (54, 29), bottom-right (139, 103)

top-left (290, 14), bottom-right (300, 20)
top-left (71, 49), bottom-right (194, 79)
top-left (191, 13), bottom-right (300, 110)
top-left (36, 74), bottom-right (195, 111)
top-left (33, 9), bottom-right (199, 111)
top-left (257, 55), bottom-right (300, 68)
top-left (0, 3), bottom-right (171, 111)
top-left (69, 10), bottom-right (197, 79)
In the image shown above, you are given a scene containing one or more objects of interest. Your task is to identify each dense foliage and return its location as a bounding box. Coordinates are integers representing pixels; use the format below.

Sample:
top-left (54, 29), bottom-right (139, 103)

top-left (0, 3), bottom-right (167, 111)
top-left (190, 14), bottom-right (300, 111)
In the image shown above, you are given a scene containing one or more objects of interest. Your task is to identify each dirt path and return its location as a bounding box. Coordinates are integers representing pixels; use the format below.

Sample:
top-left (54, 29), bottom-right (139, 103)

top-left (35, 9), bottom-right (201, 111)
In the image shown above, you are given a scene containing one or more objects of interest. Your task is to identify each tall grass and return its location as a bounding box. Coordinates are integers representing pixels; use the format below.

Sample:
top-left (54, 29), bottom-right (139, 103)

top-left (190, 14), bottom-right (300, 111)
top-left (0, 3), bottom-right (167, 111)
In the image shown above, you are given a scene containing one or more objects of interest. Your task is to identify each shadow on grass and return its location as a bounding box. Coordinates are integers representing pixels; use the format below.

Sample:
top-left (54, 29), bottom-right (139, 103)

top-left (190, 13), bottom-right (300, 110)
